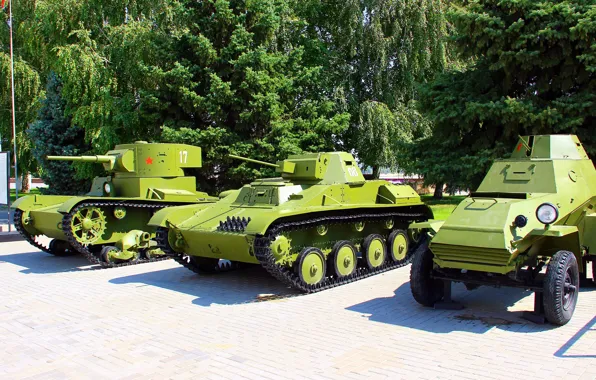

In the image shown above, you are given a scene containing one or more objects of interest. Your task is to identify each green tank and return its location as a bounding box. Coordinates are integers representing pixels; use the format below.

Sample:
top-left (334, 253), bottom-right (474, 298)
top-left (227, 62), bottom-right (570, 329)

top-left (410, 135), bottom-right (596, 325)
top-left (12, 142), bottom-right (217, 267)
top-left (149, 152), bottom-right (433, 291)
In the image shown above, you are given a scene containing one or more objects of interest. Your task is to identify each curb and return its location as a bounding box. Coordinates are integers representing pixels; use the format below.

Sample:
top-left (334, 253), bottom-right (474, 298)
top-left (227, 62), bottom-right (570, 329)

top-left (0, 232), bottom-right (23, 243)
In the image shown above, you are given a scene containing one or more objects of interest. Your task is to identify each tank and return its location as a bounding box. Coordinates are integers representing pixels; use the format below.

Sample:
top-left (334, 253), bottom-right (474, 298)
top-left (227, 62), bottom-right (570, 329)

top-left (410, 135), bottom-right (596, 325)
top-left (12, 142), bottom-right (218, 267)
top-left (149, 152), bottom-right (433, 292)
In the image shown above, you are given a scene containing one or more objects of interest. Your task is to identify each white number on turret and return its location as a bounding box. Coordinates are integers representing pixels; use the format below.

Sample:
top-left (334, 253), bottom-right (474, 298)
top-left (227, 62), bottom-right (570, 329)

top-left (179, 150), bottom-right (188, 164)
top-left (348, 167), bottom-right (358, 177)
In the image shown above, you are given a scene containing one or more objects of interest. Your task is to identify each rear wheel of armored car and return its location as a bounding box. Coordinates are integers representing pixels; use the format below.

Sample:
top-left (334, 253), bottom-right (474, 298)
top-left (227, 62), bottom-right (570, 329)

top-left (387, 230), bottom-right (409, 265)
top-left (543, 250), bottom-right (579, 326)
top-left (296, 247), bottom-right (326, 285)
top-left (48, 239), bottom-right (78, 257)
top-left (362, 234), bottom-right (387, 270)
top-left (410, 246), bottom-right (444, 307)
top-left (330, 241), bottom-right (357, 278)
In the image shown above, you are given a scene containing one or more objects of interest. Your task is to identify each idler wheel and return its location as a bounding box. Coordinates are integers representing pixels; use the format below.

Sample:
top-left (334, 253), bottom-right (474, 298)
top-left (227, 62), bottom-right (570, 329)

top-left (296, 247), bottom-right (326, 285)
top-left (48, 239), bottom-right (78, 257)
top-left (387, 230), bottom-right (409, 264)
top-left (330, 241), bottom-right (357, 278)
top-left (362, 234), bottom-right (386, 270)
top-left (544, 250), bottom-right (579, 325)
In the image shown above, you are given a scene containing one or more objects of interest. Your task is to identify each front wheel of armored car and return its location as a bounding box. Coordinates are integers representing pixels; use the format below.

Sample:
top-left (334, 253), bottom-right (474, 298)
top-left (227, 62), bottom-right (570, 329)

top-left (410, 246), bottom-right (444, 307)
top-left (543, 250), bottom-right (579, 326)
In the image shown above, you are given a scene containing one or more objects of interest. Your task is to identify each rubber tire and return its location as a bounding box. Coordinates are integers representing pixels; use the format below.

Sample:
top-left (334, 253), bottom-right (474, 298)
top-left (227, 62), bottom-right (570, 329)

top-left (330, 240), bottom-right (357, 278)
top-left (410, 245), bottom-right (444, 307)
top-left (48, 239), bottom-right (78, 257)
top-left (101, 246), bottom-right (121, 263)
top-left (362, 234), bottom-right (387, 270)
top-left (387, 230), bottom-right (409, 264)
top-left (593, 260), bottom-right (596, 283)
top-left (296, 247), bottom-right (326, 285)
top-left (543, 250), bottom-right (580, 326)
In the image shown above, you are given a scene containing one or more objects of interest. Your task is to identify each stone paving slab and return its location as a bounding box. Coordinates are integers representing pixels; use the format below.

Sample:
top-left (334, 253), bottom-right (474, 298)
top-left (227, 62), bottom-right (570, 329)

top-left (0, 239), bottom-right (594, 380)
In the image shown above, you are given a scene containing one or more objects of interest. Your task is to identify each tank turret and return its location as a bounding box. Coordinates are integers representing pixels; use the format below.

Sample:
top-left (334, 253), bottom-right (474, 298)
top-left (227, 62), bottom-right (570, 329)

top-left (230, 152), bottom-right (366, 184)
top-left (48, 141), bottom-right (203, 178)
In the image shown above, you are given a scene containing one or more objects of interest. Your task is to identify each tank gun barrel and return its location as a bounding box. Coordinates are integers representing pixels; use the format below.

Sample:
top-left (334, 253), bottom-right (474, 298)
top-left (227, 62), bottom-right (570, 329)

top-left (229, 154), bottom-right (279, 168)
top-left (47, 155), bottom-right (116, 164)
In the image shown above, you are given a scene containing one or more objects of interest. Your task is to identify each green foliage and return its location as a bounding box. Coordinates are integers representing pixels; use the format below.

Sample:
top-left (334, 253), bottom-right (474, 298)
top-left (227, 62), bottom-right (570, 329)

top-left (296, 0), bottom-right (448, 174)
top-left (28, 73), bottom-right (90, 195)
top-left (417, 0), bottom-right (596, 189)
top-left (153, 0), bottom-right (350, 192)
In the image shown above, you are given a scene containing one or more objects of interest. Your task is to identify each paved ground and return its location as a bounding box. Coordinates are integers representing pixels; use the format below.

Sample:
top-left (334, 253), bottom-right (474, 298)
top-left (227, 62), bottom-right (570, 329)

top-left (0, 239), bottom-right (595, 380)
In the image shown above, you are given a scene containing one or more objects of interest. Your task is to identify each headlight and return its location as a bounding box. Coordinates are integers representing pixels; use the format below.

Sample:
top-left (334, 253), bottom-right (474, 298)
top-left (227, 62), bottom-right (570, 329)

top-left (103, 182), bottom-right (112, 194)
top-left (536, 203), bottom-right (558, 225)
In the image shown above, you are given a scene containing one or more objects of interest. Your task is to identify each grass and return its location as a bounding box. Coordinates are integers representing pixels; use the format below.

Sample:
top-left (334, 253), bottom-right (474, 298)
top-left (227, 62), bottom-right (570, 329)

top-left (421, 195), bottom-right (466, 221)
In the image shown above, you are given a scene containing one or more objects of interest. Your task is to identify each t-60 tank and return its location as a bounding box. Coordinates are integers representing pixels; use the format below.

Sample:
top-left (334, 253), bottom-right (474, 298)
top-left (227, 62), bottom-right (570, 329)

top-left (410, 135), bottom-right (596, 325)
top-left (12, 142), bottom-right (217, 267)
top-left (149, 152), bottom-right (433, 292)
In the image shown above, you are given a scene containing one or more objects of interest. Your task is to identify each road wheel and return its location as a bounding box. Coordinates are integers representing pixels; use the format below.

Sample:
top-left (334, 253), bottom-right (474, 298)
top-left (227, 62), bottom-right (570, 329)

top-left (544, 250), bottom-right (579, 326)
top-left (387, 230), bottom-right (409, 264)
top-left (48, 239), bottom-right (78, 257)
top-left (362, 234), bottom-right (386, 270)
top-left (410, 245), bottom-right (443, 306)
top-left (296, 247), bottom-right (326, 285)
top-left (330, 241), bottom-right (357, 278)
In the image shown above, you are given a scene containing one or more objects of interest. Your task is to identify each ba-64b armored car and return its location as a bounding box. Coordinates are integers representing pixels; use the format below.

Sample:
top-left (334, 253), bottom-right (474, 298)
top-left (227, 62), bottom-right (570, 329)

top-left (410, 135), bottom-right (595, 325)
top-left (12, 142), bottom-right (217, 267)
top-left (150, 152), bottom-right (433, 291)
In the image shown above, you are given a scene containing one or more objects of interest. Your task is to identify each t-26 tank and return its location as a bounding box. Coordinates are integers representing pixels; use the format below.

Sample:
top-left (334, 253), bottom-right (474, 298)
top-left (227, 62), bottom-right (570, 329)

top-left (12, 142), bottom-right (217, 267)
top-left (149, 152), bottom-right (433, 292)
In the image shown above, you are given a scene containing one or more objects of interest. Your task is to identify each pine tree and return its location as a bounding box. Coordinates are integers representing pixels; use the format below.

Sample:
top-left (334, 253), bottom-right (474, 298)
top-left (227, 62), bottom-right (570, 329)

top-left (412, 0), bottom-right (596, 190)
top-left (28, 72), bottom-right (89, 195)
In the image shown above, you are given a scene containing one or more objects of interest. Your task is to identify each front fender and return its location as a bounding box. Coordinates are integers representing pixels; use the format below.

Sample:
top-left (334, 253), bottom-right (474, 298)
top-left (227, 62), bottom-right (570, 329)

top-left (148, 203), bottom-right (215, 228)
top-left (410, 220), bottom-right (445, 234)
top-left (11, 194), bottom-right (72, 211)
top-left (57, 197), bottom-right (89, 214)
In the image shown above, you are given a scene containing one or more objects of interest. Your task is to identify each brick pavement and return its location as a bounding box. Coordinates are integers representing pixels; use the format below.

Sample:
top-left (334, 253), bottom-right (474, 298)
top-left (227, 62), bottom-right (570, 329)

top-left (0, 239), bottom-right (594, 380)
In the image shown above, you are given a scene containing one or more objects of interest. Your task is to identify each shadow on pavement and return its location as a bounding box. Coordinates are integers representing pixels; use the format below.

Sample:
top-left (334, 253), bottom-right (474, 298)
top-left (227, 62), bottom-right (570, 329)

top-left (110, 265), bottom-right (300, 306)
top-left (0, 250), bottom-right (92, 273)
top-left (346, 281), bottom-right (565, 334)
top-left (554, 315), bottom-right (596, 358)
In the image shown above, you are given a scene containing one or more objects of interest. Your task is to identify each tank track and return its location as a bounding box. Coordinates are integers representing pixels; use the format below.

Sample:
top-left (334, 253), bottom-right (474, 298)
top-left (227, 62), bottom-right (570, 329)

top-left (13, 209), bottom-right (53, 254)
top-left (62, 201), bottom-right (174, 269)
top-left (155, 228), bottom-right (243, 274)
top-left (254, 210), bottom-right (428, 293)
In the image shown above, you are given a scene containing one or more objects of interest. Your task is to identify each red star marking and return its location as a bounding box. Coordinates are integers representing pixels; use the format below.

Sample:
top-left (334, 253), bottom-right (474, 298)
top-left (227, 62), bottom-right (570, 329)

top-left (516, 143), bottom-right (522, 152)
top-left (146, 157), bottom-right (153, 165)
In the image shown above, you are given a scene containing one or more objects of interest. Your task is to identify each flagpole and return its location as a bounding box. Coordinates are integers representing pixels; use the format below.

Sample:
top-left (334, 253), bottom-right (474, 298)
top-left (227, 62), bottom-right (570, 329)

top-left (8, 0), bottom-right (18, 199)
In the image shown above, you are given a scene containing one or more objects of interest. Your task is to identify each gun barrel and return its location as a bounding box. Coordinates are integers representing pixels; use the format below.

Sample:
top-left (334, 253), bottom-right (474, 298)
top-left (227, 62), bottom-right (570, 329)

top-left (229, 154), bottom-right (279, 168)
top-left (47, 155), bottom-right (115, 164)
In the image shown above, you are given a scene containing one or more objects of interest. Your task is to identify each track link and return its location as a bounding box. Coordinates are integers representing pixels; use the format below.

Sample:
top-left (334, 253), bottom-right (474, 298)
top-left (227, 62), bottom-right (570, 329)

top-left (63, 201), bottom-right (173, 268)
top-left (254, 211), bottom-right (429, 293)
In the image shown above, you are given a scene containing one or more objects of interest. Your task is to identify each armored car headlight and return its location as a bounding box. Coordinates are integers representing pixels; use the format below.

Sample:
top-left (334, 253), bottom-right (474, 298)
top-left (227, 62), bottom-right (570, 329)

top-left (103, 182), bottom-right (112, 194)
top-left (536, 203), bottom-right (558, 225)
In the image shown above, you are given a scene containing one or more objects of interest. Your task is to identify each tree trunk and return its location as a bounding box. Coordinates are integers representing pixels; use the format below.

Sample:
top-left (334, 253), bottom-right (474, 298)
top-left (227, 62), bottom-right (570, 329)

top-left (21, 172), bottom-right (31, 193)
top-left (433, 183), bottom-right (444, 199)
top-left (372, 166), bottom-right (381, 179)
